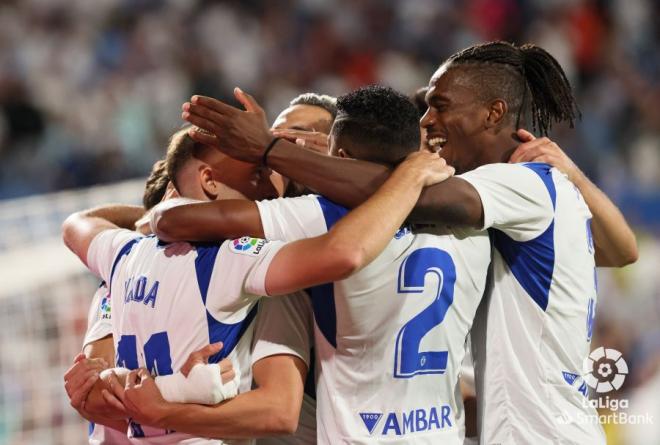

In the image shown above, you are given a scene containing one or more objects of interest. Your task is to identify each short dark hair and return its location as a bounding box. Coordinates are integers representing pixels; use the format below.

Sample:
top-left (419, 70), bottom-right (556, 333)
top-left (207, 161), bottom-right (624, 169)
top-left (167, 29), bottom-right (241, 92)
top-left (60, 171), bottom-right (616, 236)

top-left (142, 159), bottom-right (169, 209)
top-left (446, 41), bottom-right (580, 135)
top-left (332, 85), bottom-right (420, 166)
top-left (289, 93), bottom-right (338, 119)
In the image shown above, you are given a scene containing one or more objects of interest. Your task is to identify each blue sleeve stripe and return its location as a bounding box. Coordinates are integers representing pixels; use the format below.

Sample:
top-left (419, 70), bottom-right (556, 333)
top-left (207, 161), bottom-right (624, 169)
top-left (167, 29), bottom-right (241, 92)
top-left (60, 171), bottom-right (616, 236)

top-left (306, 283), bottom-right (337, 348)
top-left (195, 241), bottom-right (260, 363)
top-left (206, 304), bottom-right (259, 363)
top-left (316, 196), bottom-right (349, 230)
top-left (194, 243), bottom-right (222, 305)
top-left (492, 224), bottom-right (555, 311)
top-left (488, 163), bottom-right (558, 311)
top-left (108, 238), bottom-right (140, 295)
top-left (523, 162), bottom-right (557, 209)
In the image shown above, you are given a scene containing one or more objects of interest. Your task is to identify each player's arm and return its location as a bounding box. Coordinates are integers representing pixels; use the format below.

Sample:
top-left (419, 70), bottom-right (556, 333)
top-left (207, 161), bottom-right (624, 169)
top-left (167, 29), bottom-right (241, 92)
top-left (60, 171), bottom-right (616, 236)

top-left (183, 92), bottom-right (484, 227)
top-left (166, 355), bottom-right (306, 437)
top-left (63, 352), bottom-right (130, 431)
top-left (263, 151), bottom-right (455, 296)
top-left (62, 204), bottom-right (145, 266)
top-left (510, 130), bottom-right (638, 267)
top-left (104, 355), bottom-right (306, 438)
top-left (150, 198), bottom-right (264, 242)
top-left (69, 343), bottom-right (235, 420)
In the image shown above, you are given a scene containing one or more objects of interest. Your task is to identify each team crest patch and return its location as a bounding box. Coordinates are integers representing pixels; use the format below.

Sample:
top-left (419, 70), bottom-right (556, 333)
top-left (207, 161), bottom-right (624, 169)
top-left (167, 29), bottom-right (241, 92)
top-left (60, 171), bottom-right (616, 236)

top-left (359, 413), bottom-right (383, 434)
top-left (230, 236), bottom-right (268, 256)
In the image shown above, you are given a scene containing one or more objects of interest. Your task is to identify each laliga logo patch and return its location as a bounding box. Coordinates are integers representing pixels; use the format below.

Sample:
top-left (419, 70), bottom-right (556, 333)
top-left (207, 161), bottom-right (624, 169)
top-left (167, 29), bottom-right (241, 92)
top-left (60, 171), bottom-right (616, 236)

top-left (232, 236), bottom-right (258, 251)
top-left (230, 237), bottom-right (267, 256)
top-left (582, 347), bottom-right (628, 393)
top-left (100, 295), bottom-right (111, 319)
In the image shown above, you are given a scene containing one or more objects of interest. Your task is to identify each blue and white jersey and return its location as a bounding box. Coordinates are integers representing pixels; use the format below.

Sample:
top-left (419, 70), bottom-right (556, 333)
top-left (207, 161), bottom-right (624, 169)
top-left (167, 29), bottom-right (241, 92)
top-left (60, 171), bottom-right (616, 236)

top-left (83, 283), bottom-right (113, 350)
top-left (84, 283), bottom-right (133, 445)
top-left (460, 163), bottom-right (605, 445)
top-left (257, 195), bottom-right (491, 445)
top-left (87, 230), bottom-right (284, 444)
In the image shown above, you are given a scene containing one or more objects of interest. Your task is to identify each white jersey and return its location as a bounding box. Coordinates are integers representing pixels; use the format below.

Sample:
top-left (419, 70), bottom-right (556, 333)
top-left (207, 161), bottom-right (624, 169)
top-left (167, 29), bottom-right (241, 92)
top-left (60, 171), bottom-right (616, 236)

top-left (84, 283), bottom-right (133, 445)
top-left (257, 195), bottom-right (491, 444)
top-left (83, 283), bottom-right (113, 349)
top-left (87, 230), bottom-right (284, 444)
top-left (460, 163), bottom-right (605, 444)
top-left (252, 293), bottom-right (317, 445)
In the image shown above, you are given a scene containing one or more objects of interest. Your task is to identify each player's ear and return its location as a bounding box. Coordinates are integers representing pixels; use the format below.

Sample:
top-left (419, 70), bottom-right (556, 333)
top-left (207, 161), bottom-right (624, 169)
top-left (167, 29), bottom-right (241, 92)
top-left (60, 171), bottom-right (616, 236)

top-left (485, 98), bottom-right (507, 129)
top-left (199, 165), bottom-right (220, 199)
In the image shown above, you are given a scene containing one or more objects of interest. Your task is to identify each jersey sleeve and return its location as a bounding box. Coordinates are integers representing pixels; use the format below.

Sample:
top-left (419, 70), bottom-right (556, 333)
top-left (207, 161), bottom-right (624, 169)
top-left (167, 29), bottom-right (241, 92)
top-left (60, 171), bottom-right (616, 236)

top-left (458, 163), bottom-right (556, 241)
top-left (86, 229), bottom-right (142, 282)
top-left (201, 237), bottom-right (287, 314)
top-left (256, 194), bottom-right (349, 242)
top-left (82, 283), bottom-right (113, 349)
top-left (251, 291), bottom-right (314, 367)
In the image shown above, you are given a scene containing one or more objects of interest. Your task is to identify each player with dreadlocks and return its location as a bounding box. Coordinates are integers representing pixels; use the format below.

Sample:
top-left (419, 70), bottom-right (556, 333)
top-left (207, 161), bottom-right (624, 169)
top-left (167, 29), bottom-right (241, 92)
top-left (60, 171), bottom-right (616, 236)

top-left (180, 41), bottom-right (636, 444)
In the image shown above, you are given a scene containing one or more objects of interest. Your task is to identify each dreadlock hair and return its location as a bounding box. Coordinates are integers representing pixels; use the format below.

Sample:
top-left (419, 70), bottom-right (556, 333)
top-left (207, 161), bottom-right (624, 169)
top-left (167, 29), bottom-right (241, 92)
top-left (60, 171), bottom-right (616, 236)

top-left (445, 41), bottom-right (580, 135)
top-left (142, 159), bottom-right (169, 210)
top-left (332, 85), bottom-right (421, 166)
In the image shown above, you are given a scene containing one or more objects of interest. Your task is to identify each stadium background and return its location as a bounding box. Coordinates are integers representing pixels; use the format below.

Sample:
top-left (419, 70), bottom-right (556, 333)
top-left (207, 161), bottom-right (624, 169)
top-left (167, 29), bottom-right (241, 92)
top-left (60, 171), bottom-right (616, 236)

top-left (0, 0), bottom-right (658, 444)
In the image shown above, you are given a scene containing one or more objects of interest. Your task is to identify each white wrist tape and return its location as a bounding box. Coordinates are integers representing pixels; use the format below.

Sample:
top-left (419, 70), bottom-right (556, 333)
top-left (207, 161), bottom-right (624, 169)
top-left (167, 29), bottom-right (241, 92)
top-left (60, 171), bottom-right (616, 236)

top-left (155, 363), bottom-right (240, 405)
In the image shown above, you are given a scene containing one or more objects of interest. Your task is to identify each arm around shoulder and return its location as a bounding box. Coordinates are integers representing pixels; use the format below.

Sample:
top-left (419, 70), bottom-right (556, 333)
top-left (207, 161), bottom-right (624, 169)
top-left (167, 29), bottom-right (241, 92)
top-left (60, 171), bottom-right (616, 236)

top-left (572, 171), bottom-right (638, 267)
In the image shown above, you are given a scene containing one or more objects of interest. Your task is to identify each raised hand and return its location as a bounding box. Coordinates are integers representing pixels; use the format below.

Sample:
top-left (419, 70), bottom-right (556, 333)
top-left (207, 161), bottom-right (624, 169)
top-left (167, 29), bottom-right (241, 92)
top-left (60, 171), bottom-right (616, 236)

top-left (271, 128), bottom-right (329, 154)
top-left (182, 88), bottom-right (272, 163)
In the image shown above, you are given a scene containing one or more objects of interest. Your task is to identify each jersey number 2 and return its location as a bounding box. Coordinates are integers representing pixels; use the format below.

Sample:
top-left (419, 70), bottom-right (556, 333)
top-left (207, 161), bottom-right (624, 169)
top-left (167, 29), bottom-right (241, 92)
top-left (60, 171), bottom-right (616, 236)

top-left (116, 331), bottom-right (173, 376)
top-left (394, 247), bottom-right (456, 378)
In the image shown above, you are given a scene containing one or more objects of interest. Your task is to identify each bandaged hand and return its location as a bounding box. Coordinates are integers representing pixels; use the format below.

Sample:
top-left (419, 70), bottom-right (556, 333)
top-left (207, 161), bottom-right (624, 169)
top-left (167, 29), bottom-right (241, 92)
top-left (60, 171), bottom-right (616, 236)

top-left (155, 361), bottom-right (239, 405)
top-left (156, 342), bottom-right (239, 405)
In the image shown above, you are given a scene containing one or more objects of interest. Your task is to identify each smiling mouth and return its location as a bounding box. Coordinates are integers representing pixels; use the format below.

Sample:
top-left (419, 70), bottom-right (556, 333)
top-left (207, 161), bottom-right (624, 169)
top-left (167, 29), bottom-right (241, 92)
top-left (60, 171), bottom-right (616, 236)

top-left (427, 136), bottom-right (447, 150)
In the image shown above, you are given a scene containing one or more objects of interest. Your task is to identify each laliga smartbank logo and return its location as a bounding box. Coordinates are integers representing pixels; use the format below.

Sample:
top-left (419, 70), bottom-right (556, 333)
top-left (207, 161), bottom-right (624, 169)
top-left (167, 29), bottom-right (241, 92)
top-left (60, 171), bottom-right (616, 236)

top-left (582, 346), bottom-right (628, 393)
top-left (555, 347), bottom-right (654, 426)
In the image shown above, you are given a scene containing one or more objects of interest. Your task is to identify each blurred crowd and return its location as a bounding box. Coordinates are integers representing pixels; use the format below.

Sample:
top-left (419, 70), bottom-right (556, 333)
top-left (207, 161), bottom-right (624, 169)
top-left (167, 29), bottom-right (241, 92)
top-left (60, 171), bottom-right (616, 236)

top-left (0, 1), bottom-right (658, 443)
top-left (0, 0), bottom-right (658, 228)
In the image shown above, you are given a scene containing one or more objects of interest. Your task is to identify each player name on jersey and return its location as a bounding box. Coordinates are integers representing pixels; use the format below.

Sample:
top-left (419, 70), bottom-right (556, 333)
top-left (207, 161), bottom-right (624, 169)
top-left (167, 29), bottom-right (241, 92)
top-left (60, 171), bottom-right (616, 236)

top-left (123, 275), bottom-right (160, 308)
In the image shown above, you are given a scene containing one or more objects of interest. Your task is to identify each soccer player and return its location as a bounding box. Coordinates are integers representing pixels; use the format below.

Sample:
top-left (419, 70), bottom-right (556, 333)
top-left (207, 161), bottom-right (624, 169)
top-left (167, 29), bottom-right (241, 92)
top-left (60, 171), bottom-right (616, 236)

top-left (63, 130), bottom-right (311, 443)
top-left (62, 125), bottom-right (452, 443)
top-left (260, 92), bottom-right (338, 444)
top-left (150, 86), bottom-right (492, 444)
top-left (180, 42), bottom-right (637, 444)
top-left (64, 159), bottom-right (173, 444)
top-left (271, 93), bottom-right (336, 154)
